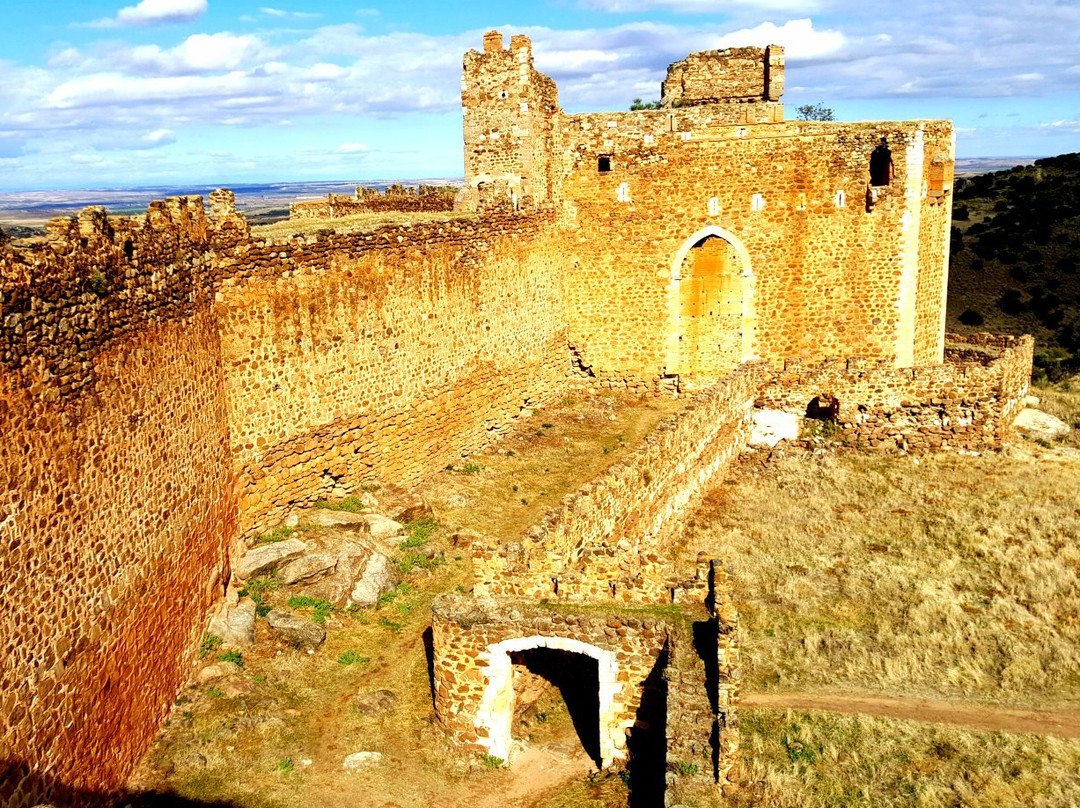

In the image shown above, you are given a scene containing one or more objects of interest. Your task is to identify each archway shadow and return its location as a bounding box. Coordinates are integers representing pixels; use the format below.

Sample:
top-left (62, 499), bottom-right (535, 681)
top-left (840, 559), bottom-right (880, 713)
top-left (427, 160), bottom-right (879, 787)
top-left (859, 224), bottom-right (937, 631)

top-left (626, 640), bottom-right (669, 807)
top-left (509, 647), bottom-right (602, 768)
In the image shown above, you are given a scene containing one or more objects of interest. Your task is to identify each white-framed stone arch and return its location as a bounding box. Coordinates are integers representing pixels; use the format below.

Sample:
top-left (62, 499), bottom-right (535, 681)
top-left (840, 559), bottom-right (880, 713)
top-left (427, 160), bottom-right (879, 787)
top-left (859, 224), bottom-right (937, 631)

top-left (664, 225), bottom-right (757, 376)
top-left (474, 635), bottom-right (622, 767)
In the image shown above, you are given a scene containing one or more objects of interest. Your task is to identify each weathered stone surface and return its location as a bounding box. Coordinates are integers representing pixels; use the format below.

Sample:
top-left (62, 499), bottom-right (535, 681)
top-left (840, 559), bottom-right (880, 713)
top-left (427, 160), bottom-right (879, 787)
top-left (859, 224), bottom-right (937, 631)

top-left (278, 553), bottom-right (337, 585)
top-left (235, 539), bottom-right (307, 580)
top-left (1015, 408), bottom-right (1071, 442)
top-left (267, 610), bottom-right (326, 648)
top-left (343, 751), bottom-right (383, 771)
top-left (197, 661), bottom-right (241, 684)
top-left (349, 552), bottom-right (397, 606)
top-left (360, 514), bottom-right (405, 542)
top-left (749, 408), bottom-right (800, 448)
top-left (298, 510), bottom-right (371, 530)
top-left (208, 599), bottom-right (256, 647)
top-left (353, 689), bottom-right (399, 716)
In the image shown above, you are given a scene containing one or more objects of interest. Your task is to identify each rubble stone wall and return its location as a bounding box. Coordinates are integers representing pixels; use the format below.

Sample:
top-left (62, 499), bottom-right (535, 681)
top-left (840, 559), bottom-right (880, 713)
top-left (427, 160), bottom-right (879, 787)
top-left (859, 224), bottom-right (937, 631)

top-left (289, 185), bottom-right (456, 220)
top-left (757, 334), bottom-right (1034, 451)
top-left (0, 199), bottom-right (569, 804)
top-left (472, 364), bottom-right (766, 603)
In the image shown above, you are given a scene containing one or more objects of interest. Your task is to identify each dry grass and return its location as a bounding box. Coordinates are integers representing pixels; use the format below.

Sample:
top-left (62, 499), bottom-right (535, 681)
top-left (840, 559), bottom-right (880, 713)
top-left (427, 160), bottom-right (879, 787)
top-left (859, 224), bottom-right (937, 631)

top-left (249, 210), bottom-right (477, 242)
top-left (129, 392), bottom-right (680, 807)
top-left (415, 392), bottom-right (681, 541)
top-left (1033, 375), bottom-right (1080, 448)
top-left (732, 709), bottom-right (1080, 808)
top-left (689, 440), bottom-right (1080, 705)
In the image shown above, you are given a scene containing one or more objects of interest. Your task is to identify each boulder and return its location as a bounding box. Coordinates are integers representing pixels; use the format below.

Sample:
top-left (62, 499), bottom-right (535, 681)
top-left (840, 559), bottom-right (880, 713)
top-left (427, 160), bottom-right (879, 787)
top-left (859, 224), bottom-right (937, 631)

top-left (278, 553), bottom-right (337, 585)
top-left (360, 514), bottom-right (405, 543)
top-left (267, 610), bottom-right (326, 648)
top-left (208, 598), bottom-right (256, 647)
top-left (343, 751), bottom-right (382, 772)
top-left (235, 539), bottom-right (307, 580)
top-left (749, 409), bottom-right (801, 448)
top-left (392, 492), bottom-right (433, 524)
top-left (349, 552), bottom-right (397, 607)
top-left (1015, 408), bottom-right (1070, 442)
top-left (353, 689), bottom-right (399, 716)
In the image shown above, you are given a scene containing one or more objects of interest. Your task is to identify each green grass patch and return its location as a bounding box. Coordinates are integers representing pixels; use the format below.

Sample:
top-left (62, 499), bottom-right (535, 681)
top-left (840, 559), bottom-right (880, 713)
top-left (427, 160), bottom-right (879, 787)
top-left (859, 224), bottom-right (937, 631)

top-left (198, 633), bottom-right (223, 659)
top-left (256, 526), bottom-right (296, 544)
top-left (314, 496), bottom-right (366, 513)
top-left (400, 517), bottom-right (438, 547)
top-left (338, 650), bottom-right (370, 666)
top-left (288, 595), bottom-right (339, 624)
top-left (218, 650), bottom-right (243, 667)
top-left (239, 576), bottom-right (280, 618)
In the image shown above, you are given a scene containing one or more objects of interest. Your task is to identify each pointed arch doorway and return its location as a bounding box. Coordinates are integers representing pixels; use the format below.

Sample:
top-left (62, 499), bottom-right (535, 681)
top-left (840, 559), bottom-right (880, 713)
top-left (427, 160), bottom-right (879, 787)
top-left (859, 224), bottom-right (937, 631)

top-left (665, 226), bottom-right (756, 382)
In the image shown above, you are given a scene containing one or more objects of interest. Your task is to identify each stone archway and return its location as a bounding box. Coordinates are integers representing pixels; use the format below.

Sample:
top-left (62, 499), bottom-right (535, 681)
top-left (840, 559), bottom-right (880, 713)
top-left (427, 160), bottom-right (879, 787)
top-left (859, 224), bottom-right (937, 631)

top-left (665, 226), bottom-right (756, 380)
top-left (474, 636), bottom-right (621, 766)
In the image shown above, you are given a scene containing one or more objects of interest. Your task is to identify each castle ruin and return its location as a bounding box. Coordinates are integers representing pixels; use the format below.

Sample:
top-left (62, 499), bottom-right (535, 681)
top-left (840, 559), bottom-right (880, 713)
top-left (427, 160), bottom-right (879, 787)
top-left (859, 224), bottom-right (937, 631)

top-left (0, 32), bottom-right (1032, 806)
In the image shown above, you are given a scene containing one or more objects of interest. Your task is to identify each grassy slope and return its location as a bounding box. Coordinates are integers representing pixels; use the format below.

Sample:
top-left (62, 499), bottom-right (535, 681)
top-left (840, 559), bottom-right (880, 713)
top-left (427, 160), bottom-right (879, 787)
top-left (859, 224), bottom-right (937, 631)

top-left (946, 152), bottom-right (1080, 379)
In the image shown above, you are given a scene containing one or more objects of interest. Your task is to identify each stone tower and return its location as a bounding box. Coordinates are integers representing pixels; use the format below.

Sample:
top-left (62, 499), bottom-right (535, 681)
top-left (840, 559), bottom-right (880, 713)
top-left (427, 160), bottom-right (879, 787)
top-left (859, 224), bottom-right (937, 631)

top-left (459, 31), bottom-right (561, 211)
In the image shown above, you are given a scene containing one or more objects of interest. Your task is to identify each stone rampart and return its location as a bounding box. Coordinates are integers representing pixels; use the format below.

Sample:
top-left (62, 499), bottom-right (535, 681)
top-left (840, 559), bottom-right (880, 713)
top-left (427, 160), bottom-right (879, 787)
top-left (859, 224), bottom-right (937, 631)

top-left (289, 184), bottom-right (456, 220)
top-left (0, 197), bottom-right (569, 805)
top-left (472, 363), bottom-right (766, 604)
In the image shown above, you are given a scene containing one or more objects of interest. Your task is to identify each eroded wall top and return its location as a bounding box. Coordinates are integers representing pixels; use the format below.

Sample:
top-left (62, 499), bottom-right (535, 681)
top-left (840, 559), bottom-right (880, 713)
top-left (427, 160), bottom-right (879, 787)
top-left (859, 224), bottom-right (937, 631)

top-left (661, 45), bottom-right (785, 107)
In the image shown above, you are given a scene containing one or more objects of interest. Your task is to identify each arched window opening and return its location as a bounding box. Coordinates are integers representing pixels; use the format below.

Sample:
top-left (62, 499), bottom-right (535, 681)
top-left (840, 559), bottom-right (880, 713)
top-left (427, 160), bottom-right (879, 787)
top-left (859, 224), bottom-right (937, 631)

top-left (870, 141), bottom-right (893, 187)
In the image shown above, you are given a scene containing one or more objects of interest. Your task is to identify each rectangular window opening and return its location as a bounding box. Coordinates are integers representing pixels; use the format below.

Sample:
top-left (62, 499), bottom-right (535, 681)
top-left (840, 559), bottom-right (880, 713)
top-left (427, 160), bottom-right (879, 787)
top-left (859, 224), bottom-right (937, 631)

top-left (598, 155), bottom-right (612, 173)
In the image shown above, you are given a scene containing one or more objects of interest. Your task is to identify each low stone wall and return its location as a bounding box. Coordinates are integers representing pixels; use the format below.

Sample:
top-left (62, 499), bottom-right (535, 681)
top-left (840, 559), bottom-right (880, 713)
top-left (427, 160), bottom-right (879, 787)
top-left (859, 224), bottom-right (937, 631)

top-left (472, 363), bottom-right (765, 603)
top-left (757, 334), bottom-right (1034, 451)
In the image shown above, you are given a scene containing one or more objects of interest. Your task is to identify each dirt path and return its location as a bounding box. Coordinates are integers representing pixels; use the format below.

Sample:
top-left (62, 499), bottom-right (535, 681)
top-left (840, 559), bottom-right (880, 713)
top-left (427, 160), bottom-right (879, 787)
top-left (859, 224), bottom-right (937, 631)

top-left (471, 744), bottom-right (596, 808)
top-left (742, 692), bottom-right (1080, 738)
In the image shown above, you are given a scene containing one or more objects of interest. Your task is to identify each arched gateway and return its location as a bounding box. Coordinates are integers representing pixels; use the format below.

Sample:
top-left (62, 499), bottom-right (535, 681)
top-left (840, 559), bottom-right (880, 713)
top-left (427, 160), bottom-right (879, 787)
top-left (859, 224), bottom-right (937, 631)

top-left (666, 226), bottom-right (757, 382)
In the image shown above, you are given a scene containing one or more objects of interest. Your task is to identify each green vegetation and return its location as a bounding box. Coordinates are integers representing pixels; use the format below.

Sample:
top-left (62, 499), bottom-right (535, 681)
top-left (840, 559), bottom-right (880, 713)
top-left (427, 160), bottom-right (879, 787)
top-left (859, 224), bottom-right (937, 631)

top-left (287, 595), bottom-right (338, 624)
top-left (257, 526), bottom-right (296, 544)
top-left (795, 102), bottom-right (834, 121)
top-left (479, 753), bottom-right (505, 768)
top-left (400, 517), bottom-right (438, 547)
top-left (218, 650), bottom-right (244, 668)
top-left (629, 98), bottom-right (661, 110)
top-left (239, 577), bottom-right (280, 617)
top-left (273, 758), bottom-right (294, 774)
top-left (948, 152), bottom-right (1080, 379)
top-left (669, 760), bottom-right (700, 776)
top-left (729, 709), bottom-right (1080, 807)
top-left (314, 496), bottom-right (365, 513)
top-left (337, 650), bottom-right (369, 667)
top-left (198, 634), bottom-right (223, 659)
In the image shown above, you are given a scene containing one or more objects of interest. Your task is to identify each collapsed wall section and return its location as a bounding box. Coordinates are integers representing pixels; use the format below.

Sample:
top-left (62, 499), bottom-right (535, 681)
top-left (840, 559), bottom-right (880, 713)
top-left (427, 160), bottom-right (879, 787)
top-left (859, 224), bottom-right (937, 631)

top-left (0, 205), bottom-right (236, 805)
top-left (758, 334), bottom-right (1034, 451)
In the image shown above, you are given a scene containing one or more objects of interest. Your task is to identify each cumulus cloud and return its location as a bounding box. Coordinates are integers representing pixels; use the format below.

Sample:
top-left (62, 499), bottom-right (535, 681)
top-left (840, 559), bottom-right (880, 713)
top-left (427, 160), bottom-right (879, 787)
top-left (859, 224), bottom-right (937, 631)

top-left (87, 0), bottom-right (207, 28)
top-left (580, 0), bottom-right (823, 11)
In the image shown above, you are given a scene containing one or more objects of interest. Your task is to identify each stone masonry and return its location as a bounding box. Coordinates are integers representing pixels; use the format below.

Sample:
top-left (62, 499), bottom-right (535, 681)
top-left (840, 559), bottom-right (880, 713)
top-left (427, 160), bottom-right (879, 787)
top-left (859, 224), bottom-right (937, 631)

top-left (0, 32), bottom-right (1032, 808)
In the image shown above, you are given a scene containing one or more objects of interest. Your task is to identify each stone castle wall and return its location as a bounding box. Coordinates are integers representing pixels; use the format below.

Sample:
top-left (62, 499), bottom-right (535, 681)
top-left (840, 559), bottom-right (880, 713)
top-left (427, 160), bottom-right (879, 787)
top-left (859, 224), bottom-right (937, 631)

top-left (0, 202), bottom-right (237, 804)
top-left (0, 198), bottom-right (571, 804)
top-left (472, 364), bottom-right (765, 604)
top-left (215, 214), bottom-right (569, 536)
top-left (289, 184), bottom-right (456, 220)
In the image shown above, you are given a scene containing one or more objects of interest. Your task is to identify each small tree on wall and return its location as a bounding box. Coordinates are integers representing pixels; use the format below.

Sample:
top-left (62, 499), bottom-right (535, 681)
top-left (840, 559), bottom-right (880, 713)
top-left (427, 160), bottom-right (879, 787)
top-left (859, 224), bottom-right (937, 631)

top-left (796, 102), bottom-right (835, 121)
top-left (630, 98), bottom-right (662, 110)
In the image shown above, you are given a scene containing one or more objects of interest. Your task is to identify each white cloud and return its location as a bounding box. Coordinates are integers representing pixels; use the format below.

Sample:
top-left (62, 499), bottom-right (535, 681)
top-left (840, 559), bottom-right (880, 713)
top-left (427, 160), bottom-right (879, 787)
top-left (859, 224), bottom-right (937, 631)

top-left (713, 19), bottom-right (845, 60)
top-left (87, 0), bottom-right (207, 28)
top-left (581, 0), bottom-right (822, 11)
top-left (338, 142), bottom-right (369, 153)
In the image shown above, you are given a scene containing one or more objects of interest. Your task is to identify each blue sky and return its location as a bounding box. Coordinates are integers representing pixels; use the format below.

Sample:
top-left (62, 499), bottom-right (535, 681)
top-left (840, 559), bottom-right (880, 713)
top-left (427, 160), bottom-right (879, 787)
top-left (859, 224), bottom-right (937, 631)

top-left (0, 0), bottom-right (1078, 190)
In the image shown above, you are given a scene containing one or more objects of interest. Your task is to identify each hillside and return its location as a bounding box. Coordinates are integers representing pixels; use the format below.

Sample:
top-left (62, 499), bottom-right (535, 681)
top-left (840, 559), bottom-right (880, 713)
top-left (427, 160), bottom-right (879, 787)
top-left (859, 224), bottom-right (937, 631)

top-left (947, 152), bottom-right (1080, 380)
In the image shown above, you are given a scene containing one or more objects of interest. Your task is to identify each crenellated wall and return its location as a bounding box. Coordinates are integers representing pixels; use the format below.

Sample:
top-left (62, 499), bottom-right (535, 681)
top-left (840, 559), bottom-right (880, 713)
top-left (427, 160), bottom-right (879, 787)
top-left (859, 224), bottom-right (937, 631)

top-left (0, 198), bottom-right (571, 805)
